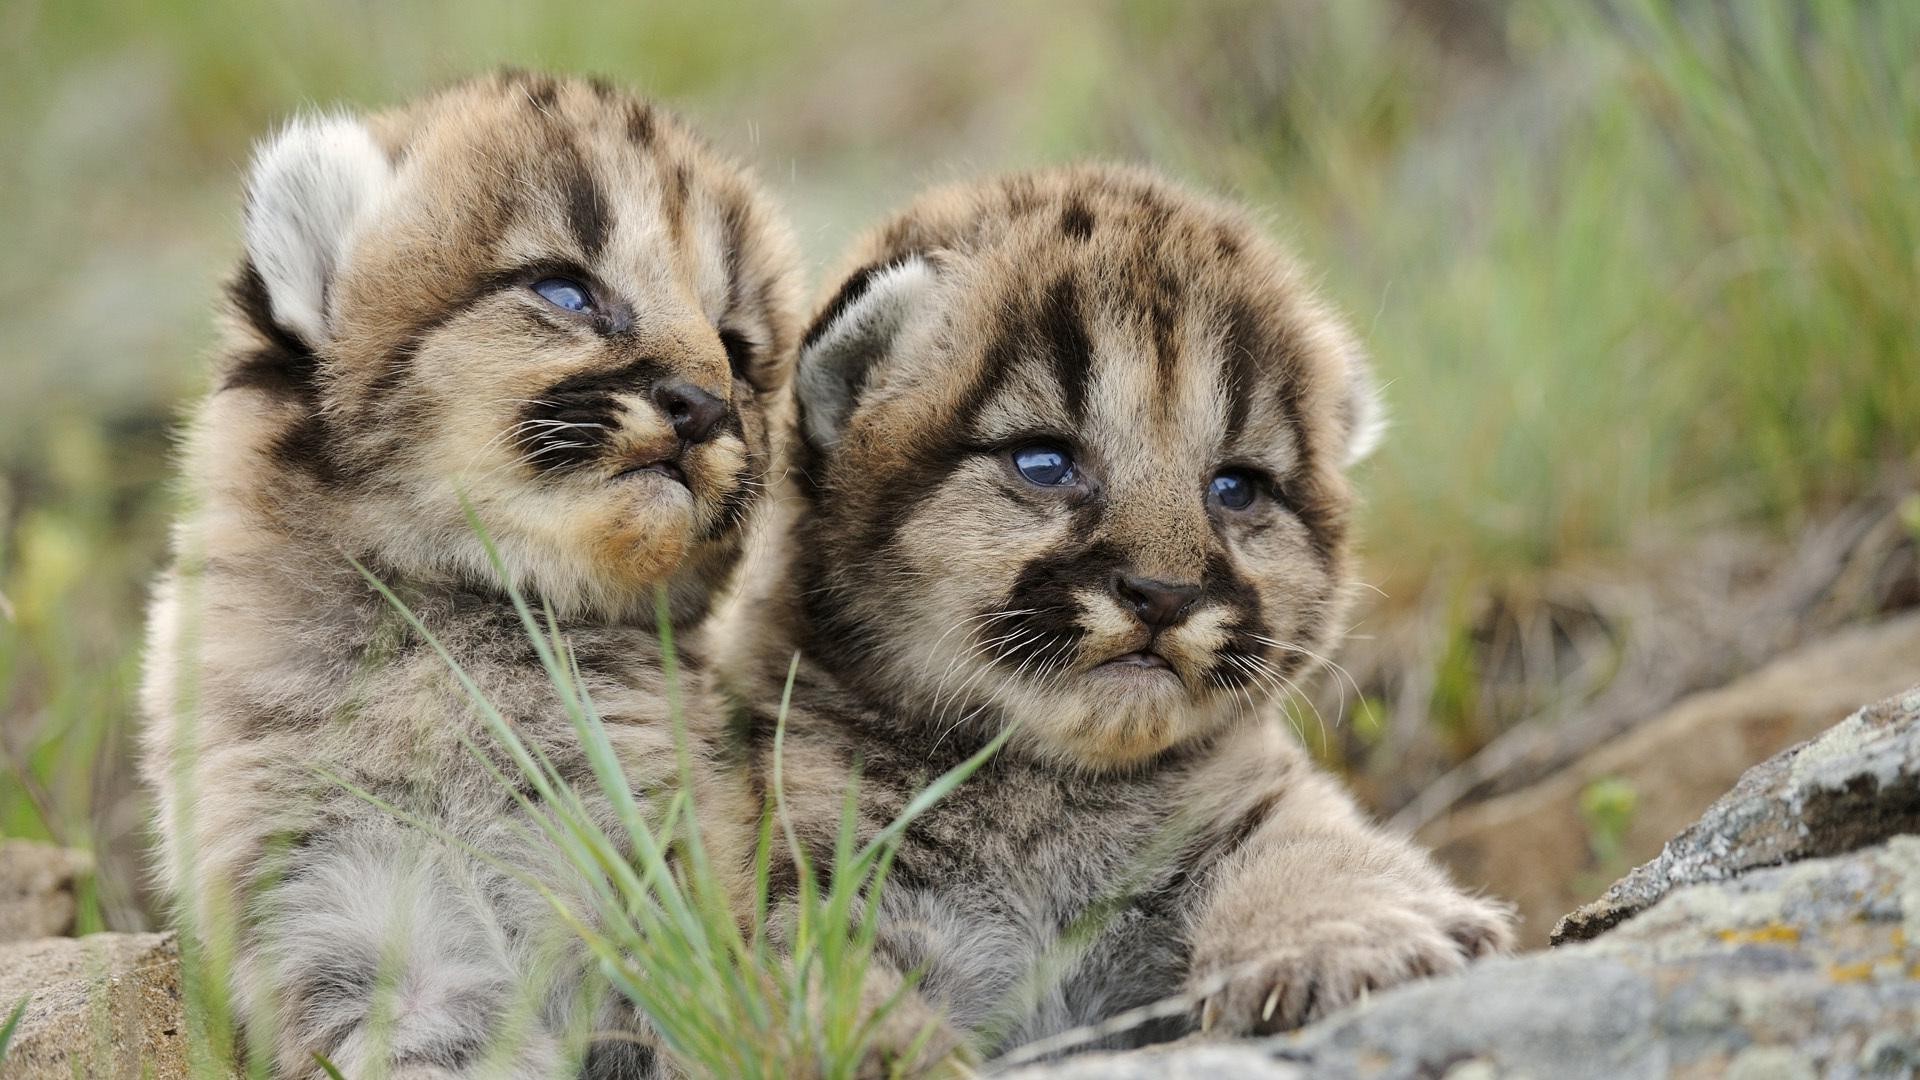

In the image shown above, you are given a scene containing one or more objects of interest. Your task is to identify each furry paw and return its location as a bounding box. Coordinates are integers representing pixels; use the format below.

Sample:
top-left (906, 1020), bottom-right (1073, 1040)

top-left (1190, 893), bottom-right (1512, 1036)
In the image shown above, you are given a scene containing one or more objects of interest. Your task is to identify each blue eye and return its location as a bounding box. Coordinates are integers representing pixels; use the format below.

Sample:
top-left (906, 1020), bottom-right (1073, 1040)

top-left (1209, 469), bottom-right (1257, 510)
top-left (532, 277), bottom-right (592, 313)
top-left (1011, 444), bottom-right (1077, 486)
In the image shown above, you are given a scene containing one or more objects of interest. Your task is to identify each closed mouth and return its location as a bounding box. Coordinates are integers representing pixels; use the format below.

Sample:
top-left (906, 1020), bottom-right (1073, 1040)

top-left (613, 459), bottom-right (687, 487)
top-left (1097, 650), bottom-right (1172, 671)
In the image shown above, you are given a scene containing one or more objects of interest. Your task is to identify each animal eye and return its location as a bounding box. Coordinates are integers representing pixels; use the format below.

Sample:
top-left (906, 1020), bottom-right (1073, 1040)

top-left (1010, 443), bottom-right (1077, 487)
top-left (531, 277), bottom-right (593, 313)
top-left (1208, 469), bottom-right (1258, 511)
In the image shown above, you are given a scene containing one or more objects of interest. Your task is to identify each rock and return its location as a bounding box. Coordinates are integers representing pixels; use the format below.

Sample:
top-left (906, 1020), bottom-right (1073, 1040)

top-left (1002, 685), bottom-right (1920, 1080)
top-left (1422, 614), bottom-right (1920, 945)
top-left (0, 933), bottom-right (189, 1079)
top-left (1554, 681), bottom-right (1920, 944)
top-left (0, 841), bottom-right (91, 942)
top-left (1278, 837), bottom-right (1920, 1079)
top-left (1004, 837), bottom-right (1920, 1079)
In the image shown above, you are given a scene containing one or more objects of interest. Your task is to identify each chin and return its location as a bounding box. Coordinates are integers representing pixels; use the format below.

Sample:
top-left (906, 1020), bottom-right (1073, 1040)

top-left (996, 669), bottom-right (1239, 770)
top-left (447, 476), bottom-right (700, 620)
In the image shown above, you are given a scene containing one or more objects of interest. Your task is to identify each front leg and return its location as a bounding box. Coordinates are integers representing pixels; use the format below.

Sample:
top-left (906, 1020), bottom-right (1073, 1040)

top-left (1184, 755), bottom-right (1512, 1035)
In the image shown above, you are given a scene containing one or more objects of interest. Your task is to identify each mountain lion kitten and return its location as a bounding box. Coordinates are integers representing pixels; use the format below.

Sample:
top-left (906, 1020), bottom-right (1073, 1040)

top-left (720, 164), bottom-right (1513, 1063)
top-left (141, 72), bottom-right (800, 1078)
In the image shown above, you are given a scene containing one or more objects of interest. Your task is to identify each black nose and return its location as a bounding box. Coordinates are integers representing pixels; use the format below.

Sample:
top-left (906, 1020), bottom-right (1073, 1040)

top-left (654, 382), bottom-right (727, 444)
top-left (1113, 574), bottom-right (1202, 631)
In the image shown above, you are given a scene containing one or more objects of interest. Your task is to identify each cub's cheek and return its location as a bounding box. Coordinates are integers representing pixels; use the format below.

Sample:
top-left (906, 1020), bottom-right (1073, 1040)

top-left (1165, 607), bottom-right (1234, 662)
top-left (673, 433), bottom-right (741, 496)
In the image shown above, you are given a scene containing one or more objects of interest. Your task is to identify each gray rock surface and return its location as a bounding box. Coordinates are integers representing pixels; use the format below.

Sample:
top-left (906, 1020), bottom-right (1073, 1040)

top-left (1555, 684), bottom-right (1920, 944)
top-left (0, 841), bottom-right (90, 943)
top-left (1001, 685), bottom-right (1920, 1080)
top-left (1006, 835), bottom-right (1920, 1080)
top-left (0, 933), bottom-right (190, 1079)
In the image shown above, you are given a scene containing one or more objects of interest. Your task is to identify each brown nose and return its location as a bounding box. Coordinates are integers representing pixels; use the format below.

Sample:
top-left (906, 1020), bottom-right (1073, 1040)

top-left (1113, 574), bottom-right (1202, 631)
top-left (654, 382), bottom-right (727, 444)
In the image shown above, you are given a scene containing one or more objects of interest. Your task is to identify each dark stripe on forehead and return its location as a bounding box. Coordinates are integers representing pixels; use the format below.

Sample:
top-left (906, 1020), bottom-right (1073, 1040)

top-left (1060, 200), bottom-right (1095, 241)
top-left (626, 102), bottom-right (655, 147)
top-left (663, 162), bottom-right (691, 251)
top-left (718, 193), bottom-right (751, 315)
top-left (1037, 275), bottom-right (1092, 424)
top-left (556, 141), bottom-right (611, 259)
top-left (1147, 267), bottom-right (1183, 405)
top-left (1218, 299), bottom-right (1264, 448)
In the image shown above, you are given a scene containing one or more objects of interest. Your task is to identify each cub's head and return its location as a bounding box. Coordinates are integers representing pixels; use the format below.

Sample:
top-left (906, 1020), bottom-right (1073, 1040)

top-left (793, 166), bottom-right (1381, 768)
top-left (210, 72), bottom-right (800, 621)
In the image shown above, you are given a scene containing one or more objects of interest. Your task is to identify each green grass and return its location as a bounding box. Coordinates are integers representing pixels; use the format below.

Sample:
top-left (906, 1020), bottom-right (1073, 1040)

top-left (154, 514), bottom-right (1009, 1077)
top-left (1, 2), bottom-right (1915, 1065)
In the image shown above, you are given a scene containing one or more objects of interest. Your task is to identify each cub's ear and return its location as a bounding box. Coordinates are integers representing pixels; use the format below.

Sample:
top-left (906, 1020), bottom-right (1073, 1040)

top-left (241, 115), bottom-right (393, 347)
top-left (1340, 346), bottom-right (1387, 467)
top-left (795, 255), bottom-right (938, 452)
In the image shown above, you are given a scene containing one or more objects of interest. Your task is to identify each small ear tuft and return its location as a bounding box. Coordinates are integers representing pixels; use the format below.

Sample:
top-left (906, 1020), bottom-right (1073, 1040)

top-left (242, 115), bottom-right (392, 346)
top-left (1342, 349), bottom-right (1387, 467)
top-left (796, 255), bottom-right (938, 452)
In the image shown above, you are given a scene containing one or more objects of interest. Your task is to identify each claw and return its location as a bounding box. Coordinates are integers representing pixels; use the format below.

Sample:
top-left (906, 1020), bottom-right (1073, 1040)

top-left (1262, 988), bottom-right (1280, 1022)
top-left (1201, 997), bottom-right (1219, 1033)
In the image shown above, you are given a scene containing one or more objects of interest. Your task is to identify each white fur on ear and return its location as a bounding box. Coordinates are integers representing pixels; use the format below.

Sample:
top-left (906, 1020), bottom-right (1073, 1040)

top-left (1343, 351), bottom-right (1387, 466)
top-left (243, 115), bottom-right (393, 346)
top-left (796, 255), bottom-right (939, 451)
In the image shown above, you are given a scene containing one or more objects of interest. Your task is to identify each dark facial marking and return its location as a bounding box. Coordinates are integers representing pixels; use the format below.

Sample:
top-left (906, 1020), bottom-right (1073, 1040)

top-left (1198, 549), bottom-right (1294, 692)
top-left (363, 269), bottom-right (532, 404)
top-left (1060, 200), bottom-right (1096, 241)
top-left (718, 327), bottom-right (756, 381)
top-left (718, 194), bottom-right (751, 314)
top-left (1148, 268), bottom-right (1183, 397)
top-left (556, 142), bottom-right (611, 260)
top-left (516, 357), bottom-right (667, 476)
top-left (700, 466), bottom-right (761, 541)
top-left (1219, 298), bottom-right (1265, 448)
top-left (663, 162), bottom-right (691, 249)
top-left (521, 74), bottom-right (560, 111)
top-left (984, 541), bottom-right (1123, 680)
top-left (626, 102), bottom-right (655, 147)
top-left (1037, 275), bottom-right (1092, 424)
top-left (797, 301), bottom-right (1025, 687)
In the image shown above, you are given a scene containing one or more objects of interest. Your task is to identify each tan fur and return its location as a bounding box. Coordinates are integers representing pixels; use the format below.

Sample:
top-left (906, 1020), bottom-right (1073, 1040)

top-left (142, 72), bottom-right (800, 1078)
top-left (720, 164), bottom-right (1512, 1063)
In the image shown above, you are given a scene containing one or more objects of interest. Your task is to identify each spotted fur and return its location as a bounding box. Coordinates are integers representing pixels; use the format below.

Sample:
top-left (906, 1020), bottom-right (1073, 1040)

top-left (141, 72), bottom-right (801, 1078)
top-left (718, 164), bottom-right (1509, 1062)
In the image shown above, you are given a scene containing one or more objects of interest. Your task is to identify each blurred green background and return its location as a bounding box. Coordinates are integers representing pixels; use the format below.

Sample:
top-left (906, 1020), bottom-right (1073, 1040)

top-left (2, 0), bottom-right (1916, 931)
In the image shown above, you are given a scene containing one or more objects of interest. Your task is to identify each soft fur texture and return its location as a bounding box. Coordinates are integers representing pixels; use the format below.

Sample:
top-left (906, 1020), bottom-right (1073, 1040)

top-left (716, 164), bottom-right (1513, 1064)
top-left (142, 71), bottom-right (801, 1078)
